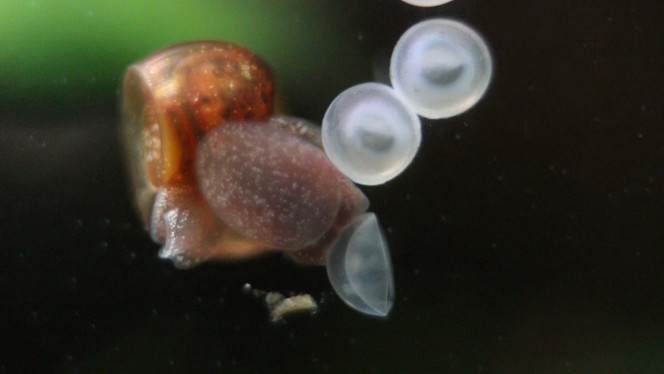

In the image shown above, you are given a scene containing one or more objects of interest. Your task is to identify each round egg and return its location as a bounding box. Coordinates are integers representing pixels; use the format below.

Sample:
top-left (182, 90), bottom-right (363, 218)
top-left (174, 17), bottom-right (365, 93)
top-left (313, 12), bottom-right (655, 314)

top-left (390, 19), bottom-right (493, 119)
top-left (322, 83), bottom-right (421, 186)
top-left (401, 0), bottom-right (454, 7)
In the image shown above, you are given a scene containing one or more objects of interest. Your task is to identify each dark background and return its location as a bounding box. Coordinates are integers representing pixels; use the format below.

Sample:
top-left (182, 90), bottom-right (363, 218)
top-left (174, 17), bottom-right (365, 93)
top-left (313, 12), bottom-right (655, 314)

top-left (2, 0), bottom-right (664, 373)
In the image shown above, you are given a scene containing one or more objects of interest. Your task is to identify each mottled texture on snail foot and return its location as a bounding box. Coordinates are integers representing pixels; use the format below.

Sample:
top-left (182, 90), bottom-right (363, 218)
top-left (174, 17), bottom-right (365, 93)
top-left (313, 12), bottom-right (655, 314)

top-left (287, 173), bottom-right (369, 265)
top-left (120, 41), bottom-right (274, 230)
top-left (196, 116), bottom-right (368, 260)
top-left (128, 111), bottom-right (368, 267)
top-left (401, 0), bottom-right (454, 6)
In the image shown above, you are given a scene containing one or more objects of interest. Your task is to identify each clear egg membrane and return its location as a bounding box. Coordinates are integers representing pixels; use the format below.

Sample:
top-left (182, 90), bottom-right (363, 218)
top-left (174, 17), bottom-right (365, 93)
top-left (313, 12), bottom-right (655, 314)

top-left (322, 83), bottom-right (421, 185)
top-left (326, 213), bottom-right (394, 317)
top-left (401, 0), bottom-right (454, 7)
top-left (390, 19), bottom-right (493, 119)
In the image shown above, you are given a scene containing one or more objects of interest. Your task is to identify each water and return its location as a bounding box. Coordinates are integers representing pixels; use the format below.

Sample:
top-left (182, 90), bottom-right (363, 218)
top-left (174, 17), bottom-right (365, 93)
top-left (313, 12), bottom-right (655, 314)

top-left (1, 1), bottom-right (664, 373)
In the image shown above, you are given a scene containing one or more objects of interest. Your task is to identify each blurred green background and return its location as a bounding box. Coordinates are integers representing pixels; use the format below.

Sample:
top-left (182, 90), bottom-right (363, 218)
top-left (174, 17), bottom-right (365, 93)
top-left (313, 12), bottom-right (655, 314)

top-left (0, 0), bottom-right (372, 119)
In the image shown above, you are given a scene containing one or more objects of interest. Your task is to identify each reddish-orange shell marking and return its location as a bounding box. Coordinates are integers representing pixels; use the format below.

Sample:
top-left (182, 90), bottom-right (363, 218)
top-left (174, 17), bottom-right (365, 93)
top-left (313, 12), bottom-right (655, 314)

top-left (121, 41), bottom-right (274, 226)
top-left (120, 41), bottom-right (368, 268)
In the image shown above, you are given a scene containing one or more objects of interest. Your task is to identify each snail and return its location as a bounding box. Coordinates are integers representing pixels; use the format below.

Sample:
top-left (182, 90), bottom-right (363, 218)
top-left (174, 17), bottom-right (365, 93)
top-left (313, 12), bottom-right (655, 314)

top-left (120, 41), bottom-right (394, 317)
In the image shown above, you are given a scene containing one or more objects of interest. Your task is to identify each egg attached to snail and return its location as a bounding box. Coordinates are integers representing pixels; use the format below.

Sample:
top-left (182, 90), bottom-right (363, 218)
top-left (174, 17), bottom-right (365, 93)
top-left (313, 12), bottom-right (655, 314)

top-left (120, 41), bottom-right (394, 317)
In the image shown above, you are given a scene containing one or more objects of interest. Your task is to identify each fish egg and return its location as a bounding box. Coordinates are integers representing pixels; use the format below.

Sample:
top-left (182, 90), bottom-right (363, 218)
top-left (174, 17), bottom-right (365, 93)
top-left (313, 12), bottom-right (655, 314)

top-left (390, 19), bottom-right (493, 119)
top-left (401, 0), bottom-right (454, 7)
top-left (322, 83), bottom-right (421, 185)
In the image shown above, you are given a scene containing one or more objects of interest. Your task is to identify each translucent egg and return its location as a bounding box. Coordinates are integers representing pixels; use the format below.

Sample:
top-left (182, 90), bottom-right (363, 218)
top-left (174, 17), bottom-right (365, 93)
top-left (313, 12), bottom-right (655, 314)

top-left (401, 0), bottom-right (454, 7)
top-left (390, 19), bottom-right (493, 119)
top-left (322, 83), bottom-right (421, 186)
top-left (327, 213), bottom-right (394, 317)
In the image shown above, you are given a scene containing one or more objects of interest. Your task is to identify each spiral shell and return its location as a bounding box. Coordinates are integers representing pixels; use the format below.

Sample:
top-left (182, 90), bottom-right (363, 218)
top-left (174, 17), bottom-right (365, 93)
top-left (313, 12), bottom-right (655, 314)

top-left (121, 41), bottom-right (274, 227)
top-left (120, 41), bottom-right (367, 267)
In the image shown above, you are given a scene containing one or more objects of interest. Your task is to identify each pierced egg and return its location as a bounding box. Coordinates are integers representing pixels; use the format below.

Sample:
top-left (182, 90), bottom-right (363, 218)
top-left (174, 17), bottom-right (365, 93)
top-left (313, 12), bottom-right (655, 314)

top-left (120, 41), bottom-right (396, 317)
top-left (327, 213), bottom-right (394, 317)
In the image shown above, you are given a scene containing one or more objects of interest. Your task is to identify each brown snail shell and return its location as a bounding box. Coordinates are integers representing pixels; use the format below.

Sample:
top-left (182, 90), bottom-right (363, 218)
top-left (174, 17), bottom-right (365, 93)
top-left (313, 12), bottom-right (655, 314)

top-left (120, 41), bottom-right (368, 268)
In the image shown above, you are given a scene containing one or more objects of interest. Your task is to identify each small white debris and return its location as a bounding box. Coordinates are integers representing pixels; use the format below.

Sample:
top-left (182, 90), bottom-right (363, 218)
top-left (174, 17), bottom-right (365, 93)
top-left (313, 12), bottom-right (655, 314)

top-left (241, 284), bottom-right (318, 323)
top-left (265, 292), bottom-right (285, 306)
top-left (269, 294), bottom-right (318, 322)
